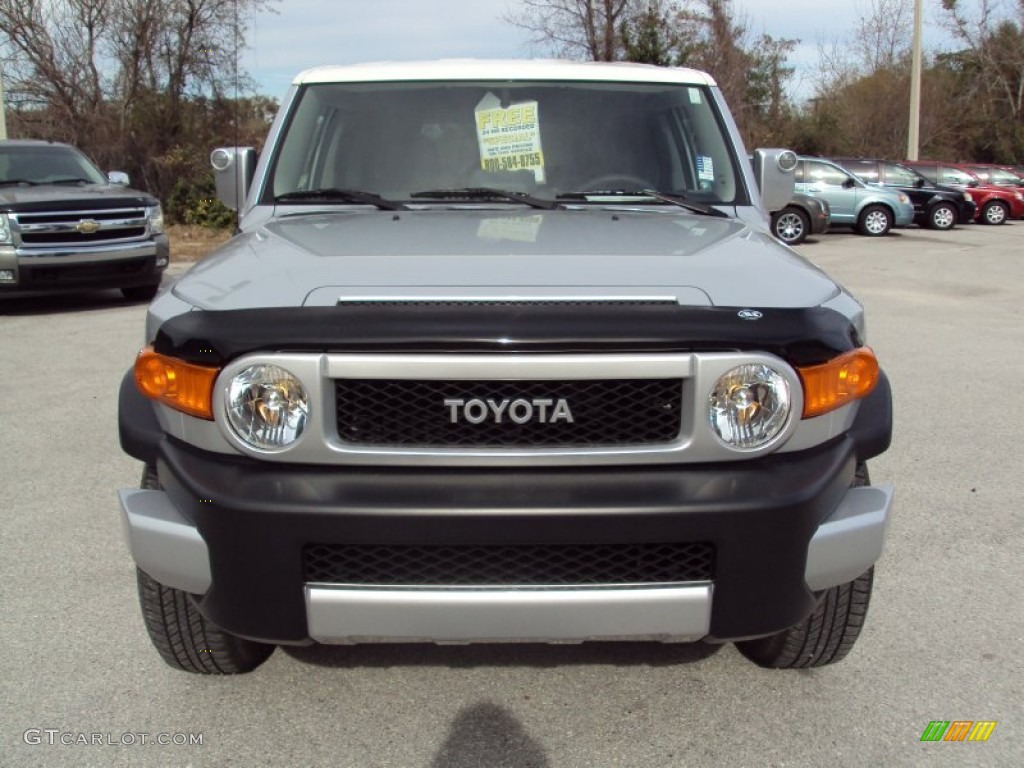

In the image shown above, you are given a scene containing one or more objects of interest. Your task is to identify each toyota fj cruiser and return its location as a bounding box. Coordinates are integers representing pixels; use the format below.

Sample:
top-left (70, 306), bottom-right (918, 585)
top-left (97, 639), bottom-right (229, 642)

top-left (117, 60), bottom-right (894, 674)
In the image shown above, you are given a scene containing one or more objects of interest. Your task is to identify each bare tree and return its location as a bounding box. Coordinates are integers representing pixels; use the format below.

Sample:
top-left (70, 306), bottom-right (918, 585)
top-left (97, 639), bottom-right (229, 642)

top-left (505, 0), bottom-right (636, 60)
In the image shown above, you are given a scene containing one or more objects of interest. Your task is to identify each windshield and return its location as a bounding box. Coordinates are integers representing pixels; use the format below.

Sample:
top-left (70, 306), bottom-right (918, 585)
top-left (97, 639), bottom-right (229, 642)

top-left (267, 80), bottom-right (745, 205)
top-left (0, 145), bottom-right (108, 185)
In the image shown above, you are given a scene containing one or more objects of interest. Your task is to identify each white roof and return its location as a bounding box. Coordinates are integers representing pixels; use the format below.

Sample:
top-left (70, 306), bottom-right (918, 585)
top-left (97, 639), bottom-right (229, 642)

top-left (293, 59), bottom-right (717, 87)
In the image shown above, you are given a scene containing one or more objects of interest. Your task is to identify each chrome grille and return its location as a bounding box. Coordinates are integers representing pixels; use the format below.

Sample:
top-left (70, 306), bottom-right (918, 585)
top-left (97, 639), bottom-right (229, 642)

top-left (335, 378), bottom-right (683, 446)
top-left (12, 208), bottom-right (149, 247)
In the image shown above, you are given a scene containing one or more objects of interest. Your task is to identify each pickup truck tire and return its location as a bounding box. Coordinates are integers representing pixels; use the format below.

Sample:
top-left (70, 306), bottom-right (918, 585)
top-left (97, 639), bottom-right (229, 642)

top-left (735, 463), bottom-right (874, 668)
top-left (980, 200), bottom-right (1009, 225)
top-left (856, 205), bottom-right (893, 236)
top-left (121, 283), bottom-right (161, 302)
top-left (927, 202), bottom-right (957, 230)
top-left (135, 466), bottom-right (275, 674)
top-left (771, 206), bottom-right (810, 245)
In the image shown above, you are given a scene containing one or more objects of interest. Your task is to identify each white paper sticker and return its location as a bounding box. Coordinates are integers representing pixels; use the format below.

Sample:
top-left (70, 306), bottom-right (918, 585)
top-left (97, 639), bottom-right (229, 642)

top-left (688, 87), bottom-right (703, 105)
top-left (475, 93), bottom-right (546, 183)
top-left (697, 155), bottom-right (715, 182)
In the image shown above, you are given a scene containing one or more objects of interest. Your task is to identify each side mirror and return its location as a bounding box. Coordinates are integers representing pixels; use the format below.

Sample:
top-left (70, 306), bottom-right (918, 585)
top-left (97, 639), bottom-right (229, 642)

top-left (842, 178), bottom-right (856, 189)
top-left (915, 178), bottom-right (926, 188)
top-left (751, 148), bottom-right (797, 213)
top-left (211, 147), bottom-right (258, 211)
top-left (108, 171), bottom-right (130, 186)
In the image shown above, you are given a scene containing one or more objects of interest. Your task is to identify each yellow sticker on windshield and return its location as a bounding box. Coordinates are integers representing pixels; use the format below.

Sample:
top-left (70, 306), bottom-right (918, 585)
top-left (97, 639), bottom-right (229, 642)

top-left (475, 93), bottom-right (546, 183)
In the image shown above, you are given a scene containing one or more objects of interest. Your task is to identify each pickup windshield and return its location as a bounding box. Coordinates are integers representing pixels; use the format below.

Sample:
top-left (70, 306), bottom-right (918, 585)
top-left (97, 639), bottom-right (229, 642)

top-left (268, 80), bottom-right (745, 207)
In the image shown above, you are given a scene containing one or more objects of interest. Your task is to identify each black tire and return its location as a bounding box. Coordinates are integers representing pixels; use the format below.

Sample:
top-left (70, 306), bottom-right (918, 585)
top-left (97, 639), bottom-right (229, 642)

top-left (772, 206), bottom-right (810, 245)
top-left (122, 283), bottom-right (160, 302)
top-left (980, 200), bottom-right (1009, 225)
top-left (856, 204), bottom-right (893, 236)
top-left (927, 202), bottom-right (957, 230)
top-left (136, 465), bottom-right (275, 674)
top-left (735, 462), bottom-right (874, 669)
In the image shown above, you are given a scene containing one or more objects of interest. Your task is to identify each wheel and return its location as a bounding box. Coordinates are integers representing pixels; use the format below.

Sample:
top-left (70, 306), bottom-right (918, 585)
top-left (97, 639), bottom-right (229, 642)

top-left (576, 174), bottom-right (658, 193)
top-left (856, 205), bottom-right (893, 236)
top-left (735, 462), bottom-right (874, 669)
top-left (772, 206), bottom-right (810, 245)
top-left (121, 283), bottom-right (160, 301)
top-left (927, 202), bottom-right (957, 230)
top-left (135, 465), bottom-right (275, 674)
top-left (980, 200), bottom-right (1008, 225)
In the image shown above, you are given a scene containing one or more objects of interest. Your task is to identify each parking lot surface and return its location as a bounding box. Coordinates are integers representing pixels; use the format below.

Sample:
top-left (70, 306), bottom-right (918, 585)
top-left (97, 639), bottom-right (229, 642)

top-left (1, 223), bottom-right (1021, 767)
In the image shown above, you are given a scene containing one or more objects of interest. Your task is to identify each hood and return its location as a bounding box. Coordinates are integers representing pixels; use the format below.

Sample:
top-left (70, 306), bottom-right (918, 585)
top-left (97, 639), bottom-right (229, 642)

top-left (173, 209), bottom-right (841, 310)
top-left (0, 183), bottom-right (157, 212)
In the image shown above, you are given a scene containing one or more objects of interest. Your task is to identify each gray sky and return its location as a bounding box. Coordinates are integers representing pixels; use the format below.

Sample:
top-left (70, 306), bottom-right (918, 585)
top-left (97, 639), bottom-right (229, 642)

top-left (242, 0), bottom-right (956, 102)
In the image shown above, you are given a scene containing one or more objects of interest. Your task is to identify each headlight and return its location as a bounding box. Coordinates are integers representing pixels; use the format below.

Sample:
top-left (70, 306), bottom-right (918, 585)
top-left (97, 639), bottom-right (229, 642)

top-left (0, 213), bottom-right (11, 244)
top-left (227, 364), bottom-right (309, 450)
top-left (898, 193), bottom-right (911, 204)
top-left (963, 192), bottom-right (973, 201)
top-left (148, 203), bottom-right (165, 234)
top-left (708, 364), bottom-right (791, 450)
top-left (1015, 192), bottom-right (1024, 201)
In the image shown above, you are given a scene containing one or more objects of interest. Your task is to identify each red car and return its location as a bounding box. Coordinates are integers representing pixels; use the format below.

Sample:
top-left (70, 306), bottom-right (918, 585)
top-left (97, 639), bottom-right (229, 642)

top-left (961, 163), bottom-right (1024, 188)
top-left (903, 161), bottom-right (1024, 224)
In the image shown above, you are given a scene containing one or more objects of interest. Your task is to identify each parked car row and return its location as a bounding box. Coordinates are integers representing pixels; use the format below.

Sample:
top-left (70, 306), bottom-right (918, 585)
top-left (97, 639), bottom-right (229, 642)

top-left (767, 155), bottom-right (1024, 245)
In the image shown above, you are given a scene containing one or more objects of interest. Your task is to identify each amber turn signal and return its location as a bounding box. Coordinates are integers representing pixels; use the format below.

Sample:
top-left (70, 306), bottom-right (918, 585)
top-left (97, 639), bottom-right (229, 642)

top-left (134, 346), bottom-right (218, 420)
top-left (797, 347), bottom-right (879, 419)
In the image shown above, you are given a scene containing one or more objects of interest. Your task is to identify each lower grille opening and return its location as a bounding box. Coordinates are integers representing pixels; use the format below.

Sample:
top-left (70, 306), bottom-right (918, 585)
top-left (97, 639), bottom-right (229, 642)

top-left (303, 542), bottom-right (715, 586)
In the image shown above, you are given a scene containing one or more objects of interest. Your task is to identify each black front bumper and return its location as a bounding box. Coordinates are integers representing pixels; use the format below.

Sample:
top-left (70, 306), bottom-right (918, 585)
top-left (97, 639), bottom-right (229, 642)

top-left (150, 432), bottom-right (860, 645)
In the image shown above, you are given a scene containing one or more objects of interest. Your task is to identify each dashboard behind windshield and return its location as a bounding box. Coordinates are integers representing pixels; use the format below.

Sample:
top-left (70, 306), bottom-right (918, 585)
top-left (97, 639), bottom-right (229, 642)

top-left (267, 80), bottom-right (746, 205)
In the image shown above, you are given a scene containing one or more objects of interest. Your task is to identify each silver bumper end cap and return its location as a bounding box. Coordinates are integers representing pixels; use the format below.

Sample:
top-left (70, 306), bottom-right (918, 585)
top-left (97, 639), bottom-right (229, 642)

top-left (805, 484), bottom-right (894, 591)
top-left (306, 584), bottom-right (712, 644)
top-left (118, 488), bottom-right (211, 594)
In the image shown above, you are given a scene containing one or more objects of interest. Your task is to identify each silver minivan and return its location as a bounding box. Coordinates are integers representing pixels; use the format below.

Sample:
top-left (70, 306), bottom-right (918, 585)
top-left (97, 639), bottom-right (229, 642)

top-left (795, 156), bottom-right (914, 236)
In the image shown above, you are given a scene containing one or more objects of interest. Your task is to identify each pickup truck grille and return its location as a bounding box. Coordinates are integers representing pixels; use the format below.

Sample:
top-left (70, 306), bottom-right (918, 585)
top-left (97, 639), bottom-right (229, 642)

top-left (304, 542), bottom-right (715, 586)
top-left (12, 208), bottom-right (149, 247)
top-left (335, 378), bottom-right (683, 446)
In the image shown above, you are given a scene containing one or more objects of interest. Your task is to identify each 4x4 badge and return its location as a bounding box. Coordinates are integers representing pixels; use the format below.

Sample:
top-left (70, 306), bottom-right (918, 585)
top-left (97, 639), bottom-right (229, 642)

top-left (737, 309), bottom-right (763, 320)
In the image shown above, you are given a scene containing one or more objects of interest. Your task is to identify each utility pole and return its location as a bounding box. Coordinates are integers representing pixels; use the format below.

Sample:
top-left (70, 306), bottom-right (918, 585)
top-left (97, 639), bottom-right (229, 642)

top-left (907, 0), bottom-right (923, 160)
top-left (0, 62), bottom-right (8, 140)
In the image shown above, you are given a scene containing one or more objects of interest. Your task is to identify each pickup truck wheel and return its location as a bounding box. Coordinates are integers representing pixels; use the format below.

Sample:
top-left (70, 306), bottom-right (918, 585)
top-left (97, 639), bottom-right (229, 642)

top-left (735, 462), bottom-right (874, 668)
top-left (135, 465), bottom-right (275, 674)
top-left (856, 205), bottom-right (892, 236)
top-left (927, 202), bottom-right (957, 230)
top-left (980, 200), bottom-right (1008, 225)
top-left (771, 207), bottom-right (810, 245)
top-left (121, 283), bottom-right (160, 302)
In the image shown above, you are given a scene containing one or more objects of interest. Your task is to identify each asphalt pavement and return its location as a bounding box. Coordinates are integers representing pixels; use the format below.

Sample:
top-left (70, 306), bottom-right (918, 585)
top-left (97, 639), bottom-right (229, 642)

top-left (1, 222), bottom-right (1021, 767)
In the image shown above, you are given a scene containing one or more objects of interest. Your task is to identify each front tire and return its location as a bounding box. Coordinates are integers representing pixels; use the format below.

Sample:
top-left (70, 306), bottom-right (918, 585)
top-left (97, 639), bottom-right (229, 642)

top-left (736, 568), bottom-right (874, 668)
top-left (772, 207), bottom-right (810, 245)
top-left (927, 202), bottom-right (957, 230)
top-left (980, 200), bottom-right (1009, 225)
top-left (136, 465), bottom-right (275, 674)
top-left (857, 205), bottom-right (893, 236)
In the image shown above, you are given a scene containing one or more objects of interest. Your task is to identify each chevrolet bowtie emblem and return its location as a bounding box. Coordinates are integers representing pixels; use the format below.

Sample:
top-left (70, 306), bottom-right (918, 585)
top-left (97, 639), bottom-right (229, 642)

top-left (76, 219), bottom-right (101, 234)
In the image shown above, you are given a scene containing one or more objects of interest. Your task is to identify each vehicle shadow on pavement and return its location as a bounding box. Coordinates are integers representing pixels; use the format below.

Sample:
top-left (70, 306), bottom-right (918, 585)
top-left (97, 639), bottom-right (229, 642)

top-left (428, 702), bottom-right (551, 768)
top-left (283, 640), bottom-right (721, 669)
top-left (0, 289), bottom-right (145, 315)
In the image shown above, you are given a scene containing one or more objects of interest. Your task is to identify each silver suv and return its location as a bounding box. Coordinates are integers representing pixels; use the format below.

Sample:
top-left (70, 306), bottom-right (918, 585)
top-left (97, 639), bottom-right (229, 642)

top-left (795, 156), bottom-right (914, 236)
top-left (117, 60), bottom-right (894, 674)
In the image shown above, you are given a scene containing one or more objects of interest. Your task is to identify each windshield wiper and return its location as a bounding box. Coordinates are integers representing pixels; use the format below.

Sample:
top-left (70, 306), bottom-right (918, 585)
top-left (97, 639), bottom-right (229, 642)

top-left (275, 188), bottom-right (408, 211)
top-left (557, 189), bottom-right (728, 218)
top-left (410, 187), bottom-right (559, 210)
top-left (49, 177), bottom-right (94, 185)
top-left (0, 179), bottom-right (40, 187)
